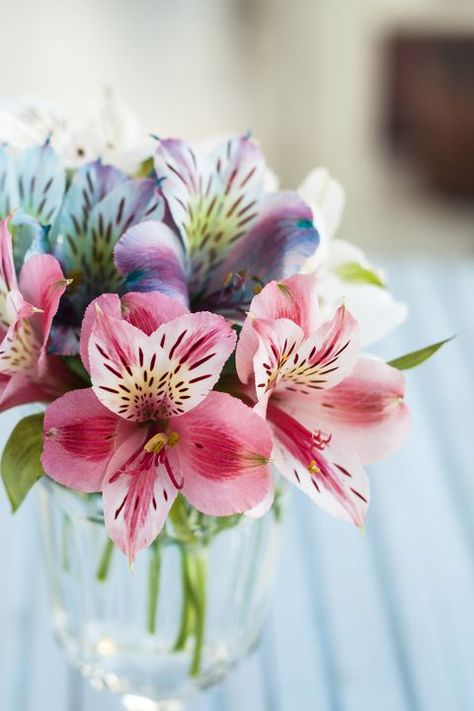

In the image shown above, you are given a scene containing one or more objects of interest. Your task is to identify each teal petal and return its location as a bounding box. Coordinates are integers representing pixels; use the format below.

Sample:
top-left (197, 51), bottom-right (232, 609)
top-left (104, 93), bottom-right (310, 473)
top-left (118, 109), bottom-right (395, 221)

top-left (9, 211), bottom-right (50, 271)
top-left (15, 142), bottom-right (65, 224)
top-left (0, 145), bottom-right (19, 217)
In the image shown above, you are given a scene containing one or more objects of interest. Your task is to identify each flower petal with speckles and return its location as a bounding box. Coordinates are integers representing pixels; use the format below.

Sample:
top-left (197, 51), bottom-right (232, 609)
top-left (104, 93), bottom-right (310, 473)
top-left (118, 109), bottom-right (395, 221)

top-left (204, 192), bottom-right (319, 314)
top-left (80, 291), bottom-right (188, 372)
top-left (102, 431), bottom-right (177, 563)
top-left (236, 274), bottom-right (321, 384)
top-left (89, 307), bottom-right (236, 421)
top-left (251, 304), bottom-right (359, 403)
top-left (155, 135), bottom-right (266, 296)
top-left (168, 391), bottom-right (273, 516)
top-left (41, 387), bottom-right (135, 492)
top-left (268, 403), bottom-right (369, 528)
top-left (15, 141), bottom-right (65, 224)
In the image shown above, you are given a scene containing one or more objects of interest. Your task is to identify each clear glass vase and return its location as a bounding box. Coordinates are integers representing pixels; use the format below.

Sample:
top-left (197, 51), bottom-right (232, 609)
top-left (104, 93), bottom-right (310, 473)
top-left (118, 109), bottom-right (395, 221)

top-left (37, 477), bottom-right (285, 709)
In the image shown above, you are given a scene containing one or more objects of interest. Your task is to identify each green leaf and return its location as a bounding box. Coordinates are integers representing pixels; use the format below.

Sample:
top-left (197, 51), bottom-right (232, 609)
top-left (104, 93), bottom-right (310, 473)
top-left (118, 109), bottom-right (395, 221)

top-left (335, 261), bottom-right (386, 288)
top-left (387, 337), bottom-right (454, 371)
top-left (1, 413), bottom-right (45, 512)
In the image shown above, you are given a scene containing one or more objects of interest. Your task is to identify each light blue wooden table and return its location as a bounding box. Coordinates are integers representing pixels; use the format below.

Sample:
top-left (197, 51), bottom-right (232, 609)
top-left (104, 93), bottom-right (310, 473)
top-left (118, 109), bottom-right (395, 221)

top-left (0, 261), bottom-right (473, 711)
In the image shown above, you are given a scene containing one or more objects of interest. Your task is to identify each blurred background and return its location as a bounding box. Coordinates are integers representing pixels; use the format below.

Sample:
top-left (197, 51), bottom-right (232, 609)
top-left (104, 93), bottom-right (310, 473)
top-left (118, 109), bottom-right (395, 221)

top-left (1, 2), bottom-right (473, 710)
top-left (1, 0), bottom-right (473, 257)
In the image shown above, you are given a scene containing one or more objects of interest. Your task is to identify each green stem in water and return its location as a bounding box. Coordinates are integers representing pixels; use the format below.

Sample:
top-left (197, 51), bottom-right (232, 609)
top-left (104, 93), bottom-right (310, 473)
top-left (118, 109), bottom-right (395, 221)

top-left (190, 547), bottom-right (208, 677)
top-left (147, 539), bottom-right (162, 635)
top-left (174, 546), bottom-right (196, 651)
top-left (61, 515), bottom-right (71, 572)
top-left (96, 537), bottom-right (115, 582)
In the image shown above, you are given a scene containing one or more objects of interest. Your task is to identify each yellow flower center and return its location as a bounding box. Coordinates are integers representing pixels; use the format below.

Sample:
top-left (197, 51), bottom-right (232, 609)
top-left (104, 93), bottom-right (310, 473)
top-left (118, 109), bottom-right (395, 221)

top-left (144, 431), bottom-right (180, 454)
top-left (307, 460), bottom-right (321, 475)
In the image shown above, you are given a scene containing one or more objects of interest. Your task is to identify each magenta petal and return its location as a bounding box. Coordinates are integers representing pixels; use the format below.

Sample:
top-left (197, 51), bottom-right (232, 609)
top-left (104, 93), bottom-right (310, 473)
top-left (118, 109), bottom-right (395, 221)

top-left (168, 391), bottom-right (273, 516)
top-left (80, 293), bottom-right (122, 373)
top-left (42, 388), bottom-right (131, 493)
top-left (121, 291), bottom-right (188, 335)
top-left (285, 357), bottom-right (410, 465)
top-left (89, 307), bottom-right (235, 421)
top-left (0, 372), bottom-right (49, 413)
top-left (114, 221), bottom-right (188, 305)
top-left (269, 404), bottom-right (369, 528)
top-left (102, 431), bottom-right (177, 562)
top-left (258, 304), bottom-right (359, 398)
top-left (80, 292), bottom-right (189, 373)
top-left (0, 218), bottom-right (18, 299)
top-left (236, 274), bottom-right (322, 384)
top-left (19, 253), bottom-right (69, 353)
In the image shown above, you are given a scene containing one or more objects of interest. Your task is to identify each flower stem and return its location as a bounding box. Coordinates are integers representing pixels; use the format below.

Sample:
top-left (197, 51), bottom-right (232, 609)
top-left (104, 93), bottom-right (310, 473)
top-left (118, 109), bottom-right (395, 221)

top-left (61, 515), bottom-right (71, 572)
top-left (96, 537), bottom-right (115, 582)
top-left (190, 547), bottom-right (207, 677)
top-left (147, 539), bottom-right (162, 635)
top-left (174, 547), bottom-right (196, 651)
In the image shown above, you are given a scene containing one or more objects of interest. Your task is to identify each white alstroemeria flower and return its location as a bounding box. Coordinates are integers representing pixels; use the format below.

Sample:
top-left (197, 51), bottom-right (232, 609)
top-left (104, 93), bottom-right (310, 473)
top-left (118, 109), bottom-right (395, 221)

top-left (0, 91), bottom-right (149, 174)
top-left (298, 167), bottom-right (408, 347)
top-left (0, 96), bottom-right (69, 148)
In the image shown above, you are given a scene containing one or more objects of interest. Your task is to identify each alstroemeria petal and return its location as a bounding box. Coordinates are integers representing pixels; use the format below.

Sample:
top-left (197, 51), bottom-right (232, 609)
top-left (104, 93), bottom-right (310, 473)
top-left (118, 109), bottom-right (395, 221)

top-left (15, 141), bottom-right (65, 223)
top-left (251, 317), bottom-right (305, 401)
top-left (0, 147), bottom-right (19, 216)
top-left (83, 178), bottom-right (164, 296)
top-left (80, 291), bottom-right (189, 372)
top-left (80, 293), bottom-right (121, 371)
top-left (102, 431), bottom-right (177, 562)
top-left (114, 221), bottom-right (188, 304)
top-left (0, 372), bottom-right (50, 413)
top-left (236, 274), bottom-right (321, 384)
top-left (121, 291), bottom-right (188, 334)
top-left (268, 404), bottom-right (368, 527)
top-left (9, 212), bottom-right (51, 271)
top-left (0, 219), bottom-right (18, 331)
top-left (282, 357), bottom-right (409, 465)
top-left (206, 192), bottom-right (319, 310)
top-left (168, 391), bottom-right (273, 516)
top-left (19, 254), bottom-right (68, 349)
top-left (42, 388), bottom-right (131, 492)
top-left (298, 167), bottom-right (345, 247)
top-left (50, 160), bottom-right (126, 262)
top-left (268, 304), bottom-right (359, 397)
top-left (89, 308), bottom-right (235, 421)
top-left (0, 317), bottom-right (41, 375)
top-left (155, 135), bottom-right (266, 294)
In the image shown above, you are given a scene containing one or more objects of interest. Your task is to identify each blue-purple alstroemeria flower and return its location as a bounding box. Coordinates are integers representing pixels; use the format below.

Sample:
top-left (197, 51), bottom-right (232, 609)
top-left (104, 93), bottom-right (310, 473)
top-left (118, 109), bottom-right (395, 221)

top-left (0, 140), bottom-right (164, 353)
top-left (114, 135), bottom-right (320, 318)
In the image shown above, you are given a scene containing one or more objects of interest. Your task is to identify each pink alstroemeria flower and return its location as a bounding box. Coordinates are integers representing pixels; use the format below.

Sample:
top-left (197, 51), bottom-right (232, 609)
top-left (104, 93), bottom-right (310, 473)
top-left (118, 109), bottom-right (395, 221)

top-left (42, 291), bottom-right (273, 561)
top-left (0, 217), bottom-right (71, 412)
top-left (236, 274), bottom-right (409, 527)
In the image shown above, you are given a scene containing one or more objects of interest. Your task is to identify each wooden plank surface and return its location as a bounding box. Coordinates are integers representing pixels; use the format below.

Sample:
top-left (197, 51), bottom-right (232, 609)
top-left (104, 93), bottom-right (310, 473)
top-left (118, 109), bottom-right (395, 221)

top-left (0, 261), bottom-right (472, 711)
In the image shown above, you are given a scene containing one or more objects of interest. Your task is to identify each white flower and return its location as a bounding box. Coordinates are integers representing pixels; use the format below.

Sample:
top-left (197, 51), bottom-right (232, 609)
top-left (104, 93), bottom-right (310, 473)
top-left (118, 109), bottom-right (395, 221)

top-left (0, 90), bottom-right (149, 174)
top-left (298, 167), bottom-right (407, 346)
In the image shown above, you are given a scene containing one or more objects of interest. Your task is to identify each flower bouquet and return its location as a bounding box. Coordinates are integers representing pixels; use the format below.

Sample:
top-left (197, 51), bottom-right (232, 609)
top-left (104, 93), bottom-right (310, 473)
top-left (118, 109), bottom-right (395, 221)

top-left (0, 96), bottom-right (449, 708)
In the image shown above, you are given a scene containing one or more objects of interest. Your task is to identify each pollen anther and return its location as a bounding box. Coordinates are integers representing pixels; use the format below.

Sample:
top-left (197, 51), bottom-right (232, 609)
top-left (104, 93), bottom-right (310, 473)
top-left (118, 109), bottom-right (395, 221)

top-left (307, 460), bottom-right (321, 475)
top-left (144, 431), bottom-right (181, 454)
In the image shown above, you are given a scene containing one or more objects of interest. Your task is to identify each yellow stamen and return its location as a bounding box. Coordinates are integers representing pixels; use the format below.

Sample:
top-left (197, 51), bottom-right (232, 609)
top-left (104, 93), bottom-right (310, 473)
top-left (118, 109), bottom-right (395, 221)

top-left (144, 433), bottom-right (168, 454)
top-left (144, 431), bottom-right (180, 454)
top-left (167, 431), bottom-right (180, 447)
top-left (307, 460), bottom-right (321, 475)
